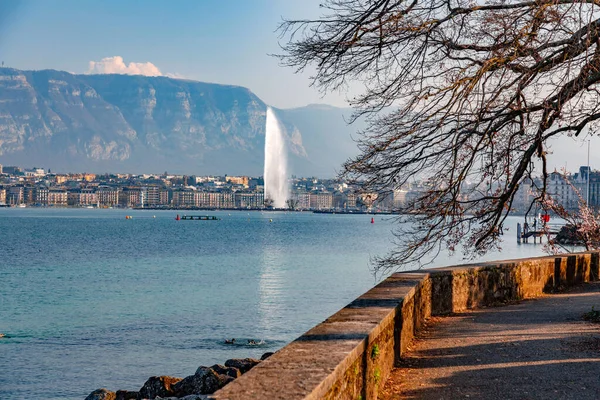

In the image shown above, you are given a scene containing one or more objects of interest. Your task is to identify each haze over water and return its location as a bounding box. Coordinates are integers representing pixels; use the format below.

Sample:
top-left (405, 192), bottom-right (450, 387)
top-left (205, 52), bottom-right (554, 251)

top-left (0, 209), bottom-right (546, 399)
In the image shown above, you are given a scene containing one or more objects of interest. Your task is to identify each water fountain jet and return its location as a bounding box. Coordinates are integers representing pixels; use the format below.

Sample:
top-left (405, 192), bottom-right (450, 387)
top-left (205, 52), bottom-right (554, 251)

top-left (264, 107), bottom-right (289, 208)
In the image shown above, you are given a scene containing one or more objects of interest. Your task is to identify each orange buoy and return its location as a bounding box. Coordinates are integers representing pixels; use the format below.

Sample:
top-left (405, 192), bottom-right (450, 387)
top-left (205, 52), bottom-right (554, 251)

top-left (371, 217), bottom-right (374, 224)
top-left (175, 214), bottom-right (180, 221)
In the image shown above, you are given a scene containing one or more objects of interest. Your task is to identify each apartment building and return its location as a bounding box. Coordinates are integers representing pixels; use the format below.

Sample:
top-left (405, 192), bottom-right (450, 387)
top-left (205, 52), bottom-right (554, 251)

top-left (97, 187), bottom-right (119, 207)
top-left (48, 189), bottom-right (68, 206)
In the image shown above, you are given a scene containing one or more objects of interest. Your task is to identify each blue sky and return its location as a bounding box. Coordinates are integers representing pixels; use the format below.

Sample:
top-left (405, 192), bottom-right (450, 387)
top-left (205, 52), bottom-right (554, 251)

top-left (0, 0), bottom-right (345, 108)
top-left (0, 0), bottom-right (598, 169)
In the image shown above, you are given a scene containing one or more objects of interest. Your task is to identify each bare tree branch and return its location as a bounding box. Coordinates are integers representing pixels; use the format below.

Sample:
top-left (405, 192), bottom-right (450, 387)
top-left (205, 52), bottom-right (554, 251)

top-left (279, 0), bottom-right (600, 273)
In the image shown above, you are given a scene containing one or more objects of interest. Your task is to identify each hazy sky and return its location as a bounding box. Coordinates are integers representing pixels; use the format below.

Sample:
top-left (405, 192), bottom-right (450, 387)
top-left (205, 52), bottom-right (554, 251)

top-left (0, 0), bottom-right (598, 172)
top-left (0, 0), bottom-right (346, 108)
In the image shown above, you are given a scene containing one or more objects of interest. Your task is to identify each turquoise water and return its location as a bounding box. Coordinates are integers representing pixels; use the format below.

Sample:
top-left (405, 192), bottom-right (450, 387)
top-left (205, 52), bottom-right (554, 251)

top-left (0, 209), bottom-right (545, 399)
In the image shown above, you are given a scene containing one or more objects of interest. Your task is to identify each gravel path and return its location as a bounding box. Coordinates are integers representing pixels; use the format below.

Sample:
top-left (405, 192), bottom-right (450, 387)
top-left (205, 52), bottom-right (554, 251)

top-left (380, 282), bottom-right (600, 400)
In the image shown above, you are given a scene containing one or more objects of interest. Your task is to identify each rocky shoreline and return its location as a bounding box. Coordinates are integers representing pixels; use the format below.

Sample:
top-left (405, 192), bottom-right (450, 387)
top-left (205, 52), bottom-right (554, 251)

top-left (85, 352), bottom-right (273, 400)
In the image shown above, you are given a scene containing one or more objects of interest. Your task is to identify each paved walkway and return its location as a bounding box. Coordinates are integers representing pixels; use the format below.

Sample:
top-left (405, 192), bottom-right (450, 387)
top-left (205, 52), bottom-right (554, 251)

top-left (380, 282), bottom-right (600, 400)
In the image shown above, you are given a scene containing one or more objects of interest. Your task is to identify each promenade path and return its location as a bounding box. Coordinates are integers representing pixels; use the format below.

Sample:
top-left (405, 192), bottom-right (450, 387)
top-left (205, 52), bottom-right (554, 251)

top-left (380, 282), bottom-right (600, 400)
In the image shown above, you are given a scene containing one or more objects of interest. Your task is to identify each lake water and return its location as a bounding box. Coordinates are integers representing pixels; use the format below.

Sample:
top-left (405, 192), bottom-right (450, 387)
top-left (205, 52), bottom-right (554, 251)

top-left (0, 209), bottom-right (547, 399)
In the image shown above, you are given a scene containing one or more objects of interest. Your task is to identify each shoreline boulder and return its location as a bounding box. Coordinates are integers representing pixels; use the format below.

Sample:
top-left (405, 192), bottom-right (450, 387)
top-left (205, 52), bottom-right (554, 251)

top-left (173, 367), bottom-right (224, 396)
top-left (208, 364), bottom-right (241, 379)
top-left (224, 358), bottom-right (260, 374)
top-left (85, 389), bottom-right (116, 400)
top-left (138, 376), bottom-right (182, 399)
top-left (115, 390), bottom-right (138, 400)
top-left (85, 352), bottom-right (271, 399)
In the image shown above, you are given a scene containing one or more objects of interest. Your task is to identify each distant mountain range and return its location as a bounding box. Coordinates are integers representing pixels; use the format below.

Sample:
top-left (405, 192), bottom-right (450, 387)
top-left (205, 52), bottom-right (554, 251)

top-left (0, 68), bottom-right (362, 176)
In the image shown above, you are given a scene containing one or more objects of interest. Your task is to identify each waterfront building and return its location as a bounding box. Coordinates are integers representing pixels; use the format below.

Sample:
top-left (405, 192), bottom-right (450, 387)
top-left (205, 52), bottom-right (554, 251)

top-left (0, 187), bottom-right (6, 204)
top-left (310, 192), bottom-right (333, 210)
top-left (172, 189), bottom-right (195, 207)
top-left (8, 186), bottom-right (24, 205)
top-left (159, 189), bottom-right (170, 205)
top-left (294, 192), bottom-right (310, 209)
top-left (234, 192), bottom-right (252, 208)
top-left (332, 191), bottom-right (345, 209)
top-left (207, 192), bottom-right (222, 208)
top-left (97, 187), bottom-right (120, 207)
top-left (572, 166), bottom-right (591, 206)
top-left (67, 190), bottom-right (80, 206)
top-left (194, 191), bottom-right (210, 208)
top-left (553, 166), bottom-right (600, 210)
top-left (23, 186), bottom-right (36, 204)
top-left (36, 187), bottom-right (49, 205)
top-left (47, 189), bottom-right (68, 206)
top-left (345, 192), bottom-right (357, 209)
top-left (234, 192), bottom-right (264, 208)
top-left (144, 185), bottom-right (162, 206)
top-left (119, 187), bottom-right (144, 208)
top-left (68, 188), bottom-right (97, 206)
top-left (221, 192), bottom-right (235, 208)
top-left (548, 171), bottom-right (579, 210)
top-left (589, 171), bottom-right (600, 209)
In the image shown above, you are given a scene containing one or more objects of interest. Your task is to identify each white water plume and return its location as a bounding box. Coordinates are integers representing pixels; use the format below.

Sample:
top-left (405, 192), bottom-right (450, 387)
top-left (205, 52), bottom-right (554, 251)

top-left (264, 107), bottom-right (289, 208)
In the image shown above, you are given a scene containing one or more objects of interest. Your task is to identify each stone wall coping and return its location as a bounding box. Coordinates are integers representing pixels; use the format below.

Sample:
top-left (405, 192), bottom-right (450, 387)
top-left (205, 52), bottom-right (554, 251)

top-left (211, 252), bottom-right (599, 400)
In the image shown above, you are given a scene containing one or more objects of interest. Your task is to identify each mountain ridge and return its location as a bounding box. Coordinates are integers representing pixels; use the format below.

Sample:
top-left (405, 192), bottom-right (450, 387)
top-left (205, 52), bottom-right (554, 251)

top-left (0, 67), bottom-right (360, 176)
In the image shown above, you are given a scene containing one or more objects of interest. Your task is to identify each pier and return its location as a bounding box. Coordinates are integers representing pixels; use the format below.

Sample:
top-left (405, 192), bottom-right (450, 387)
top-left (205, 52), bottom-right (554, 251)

top-left (179, 215), bottom-right (220, 221)
top-left (517, 220), bottom-right (560, 244)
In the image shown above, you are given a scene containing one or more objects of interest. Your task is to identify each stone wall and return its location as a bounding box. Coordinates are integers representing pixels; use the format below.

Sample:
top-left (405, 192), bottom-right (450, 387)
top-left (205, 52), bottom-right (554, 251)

top-left (210, 252), bottom-right (600, 400)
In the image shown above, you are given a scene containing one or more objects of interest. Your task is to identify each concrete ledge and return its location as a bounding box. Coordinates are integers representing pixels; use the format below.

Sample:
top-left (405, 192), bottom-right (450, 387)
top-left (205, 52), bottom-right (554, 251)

top-left (211, 252), bottom-right (600, 400)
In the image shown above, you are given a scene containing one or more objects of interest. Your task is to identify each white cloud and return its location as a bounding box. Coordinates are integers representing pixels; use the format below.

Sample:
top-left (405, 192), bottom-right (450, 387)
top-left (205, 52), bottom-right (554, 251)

top-left (87, 56), bottom-right (163, 76)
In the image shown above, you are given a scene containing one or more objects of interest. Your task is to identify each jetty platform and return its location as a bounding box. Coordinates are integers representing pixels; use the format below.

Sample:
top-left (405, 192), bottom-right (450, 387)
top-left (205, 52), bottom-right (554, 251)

top-left (380, 281), bottom-right (600, 399)
top-left (179, 215), bottom-right (219, 220)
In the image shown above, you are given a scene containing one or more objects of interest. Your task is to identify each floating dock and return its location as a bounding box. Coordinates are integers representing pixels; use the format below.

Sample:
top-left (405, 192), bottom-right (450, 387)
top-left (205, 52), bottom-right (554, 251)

top-left (179, 215), bottom-right (220, 221)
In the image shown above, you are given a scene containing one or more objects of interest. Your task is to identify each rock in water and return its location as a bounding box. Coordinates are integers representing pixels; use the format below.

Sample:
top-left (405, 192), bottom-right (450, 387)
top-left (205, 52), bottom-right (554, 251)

top-left (260, 352), bottom-right (274, 360)
top-left (224, 358), bottom-right (261, 374)
top-left (208, 364), bottom-right (241, 379)
top-left (85, 388), bottom-right (116, 400)
top-left (173, 367), bottom-right (227, 396)
top-left (115, 390), bottom-right (139, 400)
top-left (138, 376), bottom-right (182, 399)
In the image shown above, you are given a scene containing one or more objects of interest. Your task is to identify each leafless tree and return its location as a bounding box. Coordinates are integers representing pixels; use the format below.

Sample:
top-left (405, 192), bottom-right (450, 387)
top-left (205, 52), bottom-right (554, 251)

top-left (279, 0), bottom-right (600, 273)
top-left (264, 198), bottom-right (274, 209)
top-left (286, 198), bottom-right (300, 210)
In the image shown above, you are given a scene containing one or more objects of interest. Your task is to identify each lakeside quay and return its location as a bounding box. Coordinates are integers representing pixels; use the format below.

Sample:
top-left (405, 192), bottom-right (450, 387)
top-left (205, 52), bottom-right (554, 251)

top-left (210, 252), bottom-right (599, 400)
top-left (83, 251), bottom-right (599, 399)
